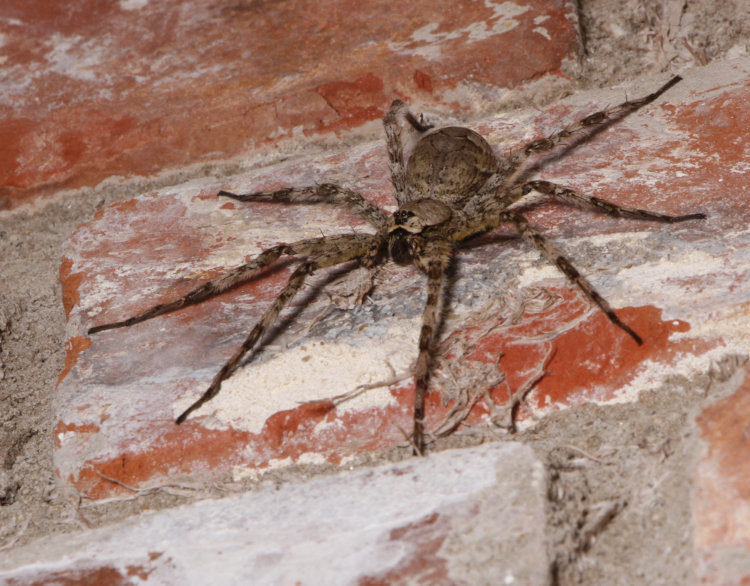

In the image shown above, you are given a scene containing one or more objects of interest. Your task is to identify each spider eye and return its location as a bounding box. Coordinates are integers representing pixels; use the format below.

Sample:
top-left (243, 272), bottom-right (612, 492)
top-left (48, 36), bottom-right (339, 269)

top-left (394, 210), bottom-right (415, 225)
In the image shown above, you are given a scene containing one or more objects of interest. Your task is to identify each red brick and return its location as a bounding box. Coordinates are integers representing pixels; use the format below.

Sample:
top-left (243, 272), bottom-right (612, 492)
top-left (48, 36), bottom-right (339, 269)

top-left (0, 0), bottom-right (579, 210)
top-left (2, 443), bottom-right (551, 584)
top-left (694, 362), bottom-right (750, 584)
top-left (56, 69), bottom-right (747, 499)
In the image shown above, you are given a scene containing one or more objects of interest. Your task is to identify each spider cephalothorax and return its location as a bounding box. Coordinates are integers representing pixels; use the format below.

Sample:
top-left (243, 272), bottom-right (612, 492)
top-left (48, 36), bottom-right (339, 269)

top-left (89, 76), bottom-right (705, 454)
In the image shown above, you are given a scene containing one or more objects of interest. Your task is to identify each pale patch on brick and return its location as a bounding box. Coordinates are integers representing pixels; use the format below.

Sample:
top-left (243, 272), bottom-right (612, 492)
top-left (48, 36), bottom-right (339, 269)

top-left (388, 1), bottom-right (529, 59)
top-left (606, 345), bottom-right (738, 404)
top-left (173, 318), bottom-right (421, 433)
top-left (45, 33), bottom-right (111, 83)
top-left (119, 0), bottom-right (150, 9)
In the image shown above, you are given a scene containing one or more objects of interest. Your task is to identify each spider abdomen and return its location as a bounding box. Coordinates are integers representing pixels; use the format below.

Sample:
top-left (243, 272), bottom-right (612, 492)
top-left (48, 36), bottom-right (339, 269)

top-left (405, 126), bottom-right (497, 209)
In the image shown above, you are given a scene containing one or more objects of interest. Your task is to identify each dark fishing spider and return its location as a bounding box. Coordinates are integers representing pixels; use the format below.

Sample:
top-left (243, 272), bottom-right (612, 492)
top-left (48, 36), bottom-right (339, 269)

top-left (89, 75), bottom-right (705, 454)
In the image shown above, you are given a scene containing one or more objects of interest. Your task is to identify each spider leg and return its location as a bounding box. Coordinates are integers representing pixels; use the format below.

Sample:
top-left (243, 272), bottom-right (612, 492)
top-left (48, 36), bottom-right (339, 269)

top-left (88, 233), bottom-right (379, 334)
top-left (219, 183), bottom-right (389, 231)
top-left (384, 100), bottom-right (434, 201)
top-left (499, 210), bottom-right (644, 345)
top-left (88, 244), bottom-right (288, 334)
top-left (489, 75), bottom-right (682, 191)
top-left (177, 233), bottom-right (381, 423)
top-left (520, 180), bottom-right (707, 223)
top-left (411, 238), bottom-right (453, 454)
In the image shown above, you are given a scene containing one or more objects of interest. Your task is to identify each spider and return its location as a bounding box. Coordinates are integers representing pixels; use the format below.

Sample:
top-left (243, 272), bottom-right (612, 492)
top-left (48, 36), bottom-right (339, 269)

top-left (89, 75), bottom-right (705, 455)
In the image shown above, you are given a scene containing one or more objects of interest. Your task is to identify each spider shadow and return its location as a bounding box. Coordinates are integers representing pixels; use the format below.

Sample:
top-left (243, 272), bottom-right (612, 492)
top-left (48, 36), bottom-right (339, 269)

top-left (421, 231), bottom-right (525, 387)
top-left (457, 231), bottom-right (520, 252)
top-left (438, 231), bottom-right (523, 343)
top-left (232, 258), bottom-right (367, 369)
top-left (230, 235), bottom-right (520, 379)
top-left (517, 97), bottom-right (652, 184)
